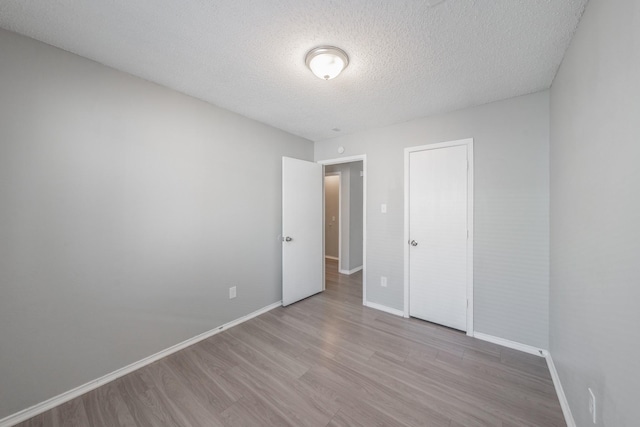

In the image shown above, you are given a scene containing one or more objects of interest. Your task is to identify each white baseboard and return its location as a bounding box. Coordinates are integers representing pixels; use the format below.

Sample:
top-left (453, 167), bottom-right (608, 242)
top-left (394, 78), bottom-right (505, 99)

top-left (339, 265), bottom-right (363, 275)
top-left (471, 334), bottom-right (575, 427)
top-left (0, 301), bottom-right (283, 427)
top-left (473, 332), bottom-right (548, 357)
top-left (325, 255), bottom-right (339, 261)
top-left (546, 353), bottom-right (576, 427)
top-left (364, 301), bottom-right (404, 317)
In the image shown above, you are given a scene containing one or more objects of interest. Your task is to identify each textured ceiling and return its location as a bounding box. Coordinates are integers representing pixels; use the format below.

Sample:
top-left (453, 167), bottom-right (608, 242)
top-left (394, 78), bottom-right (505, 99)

top-left (0, 0), bottom-right (587, 141)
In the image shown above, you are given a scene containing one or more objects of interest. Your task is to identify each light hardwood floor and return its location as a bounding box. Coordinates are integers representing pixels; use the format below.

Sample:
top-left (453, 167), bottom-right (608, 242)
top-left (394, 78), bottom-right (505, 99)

top-left (17, 259), bottom-right (565, 426)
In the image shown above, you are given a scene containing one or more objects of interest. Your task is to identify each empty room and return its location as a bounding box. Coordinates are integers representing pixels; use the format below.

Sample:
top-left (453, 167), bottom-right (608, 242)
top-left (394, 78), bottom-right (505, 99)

top-left (0, 0), bottom-right (638, 426)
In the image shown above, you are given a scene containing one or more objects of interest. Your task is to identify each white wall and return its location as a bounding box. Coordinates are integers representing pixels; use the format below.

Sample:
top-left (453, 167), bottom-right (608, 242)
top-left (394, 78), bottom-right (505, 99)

top-left (549, 0), bottom-right (640, 425)
top-left (0, 28), bottom-right (312, 419)
top-left (316, 91), bottom-right (550, 349)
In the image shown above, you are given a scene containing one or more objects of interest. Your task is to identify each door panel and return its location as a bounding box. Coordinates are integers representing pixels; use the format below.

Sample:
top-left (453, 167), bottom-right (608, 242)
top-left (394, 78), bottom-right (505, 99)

top-left (282, 157), bottom-right (323, 306)
top-left (409, 145), bottom-right (468, 331)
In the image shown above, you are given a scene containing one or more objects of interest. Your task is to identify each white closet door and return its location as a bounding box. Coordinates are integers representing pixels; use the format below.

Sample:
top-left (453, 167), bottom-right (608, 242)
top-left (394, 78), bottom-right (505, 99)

top-left (409, 145), bottom-right (468, 331)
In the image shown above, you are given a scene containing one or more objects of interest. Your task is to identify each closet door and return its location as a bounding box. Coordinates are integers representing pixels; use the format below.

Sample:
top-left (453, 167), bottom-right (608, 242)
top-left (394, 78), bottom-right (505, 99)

top-left (408, 144), bottom-right (469, 331)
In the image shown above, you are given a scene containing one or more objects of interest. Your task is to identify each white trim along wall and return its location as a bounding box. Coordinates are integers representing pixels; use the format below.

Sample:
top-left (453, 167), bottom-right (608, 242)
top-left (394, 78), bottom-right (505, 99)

top-left (545, 354), bottom-right (577, 427)
top-left (340, 265), bottom-right (363, 275)
top-left (0, 302), bottom-right (283, 427)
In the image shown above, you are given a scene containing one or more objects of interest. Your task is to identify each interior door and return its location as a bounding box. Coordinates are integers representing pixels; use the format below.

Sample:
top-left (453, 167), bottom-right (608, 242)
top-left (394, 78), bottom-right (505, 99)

top-left (282, 157), bottom-right (323, 306)
top-left (409, 145), bottom-right (468, 331)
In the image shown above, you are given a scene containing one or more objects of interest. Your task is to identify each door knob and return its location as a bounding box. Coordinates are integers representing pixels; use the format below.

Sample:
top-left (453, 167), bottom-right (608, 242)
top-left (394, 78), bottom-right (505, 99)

top-left (410, 240), bottom-right (418, 246)
top-left (284, 236), bottom-right (293, 242)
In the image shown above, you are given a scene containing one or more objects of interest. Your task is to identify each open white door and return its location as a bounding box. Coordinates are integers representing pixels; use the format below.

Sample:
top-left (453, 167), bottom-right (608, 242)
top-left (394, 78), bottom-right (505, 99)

top-left (282, 157), bottom-right (323, 306)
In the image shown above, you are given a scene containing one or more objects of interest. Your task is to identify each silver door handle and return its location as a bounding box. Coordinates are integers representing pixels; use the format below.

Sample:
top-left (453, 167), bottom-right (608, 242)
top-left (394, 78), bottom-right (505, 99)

top-left (284, 236), bottom-right (293, 242)
top-left (410, 240), bottom-right (418, 246)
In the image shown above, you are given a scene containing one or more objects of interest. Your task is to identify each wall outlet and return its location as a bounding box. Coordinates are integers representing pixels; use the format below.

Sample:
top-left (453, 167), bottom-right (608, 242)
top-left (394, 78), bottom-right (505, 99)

top-left (381, 204), bottom-right (387, 213)
top-left (381, 276), bottom-right (388, 287)
top-left (229, 286), bottom-right (237, 299)
top-left (588, 387), bottom-right (596, 424)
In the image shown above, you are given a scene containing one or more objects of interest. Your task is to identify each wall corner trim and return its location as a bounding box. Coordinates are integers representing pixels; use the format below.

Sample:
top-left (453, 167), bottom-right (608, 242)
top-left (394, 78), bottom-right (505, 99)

top-left (473, 333), bottom-right (575, 426)
top-left (0, 301), bottom-right (283, 427)
top-left (339, 266), bottom-right (363, 275)
top-left (473, 332), bottom-right (548, 357)
top-left (545, 353), bottom-right (577, 427)
top-left (364, 301), bottom-right (404, 317)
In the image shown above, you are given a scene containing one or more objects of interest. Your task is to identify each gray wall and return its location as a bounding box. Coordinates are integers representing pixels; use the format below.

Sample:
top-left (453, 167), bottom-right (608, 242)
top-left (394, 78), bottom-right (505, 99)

top-left (324, 175), bottom-right (340, 258)
top-left (316, 92), bottom-right (550, 349)
top-left (549, 0), bottom-right (640, 425)
top-left (0, 28), bottom-right (312, 419)
top-left (325, 162), bottom-right (364, 273)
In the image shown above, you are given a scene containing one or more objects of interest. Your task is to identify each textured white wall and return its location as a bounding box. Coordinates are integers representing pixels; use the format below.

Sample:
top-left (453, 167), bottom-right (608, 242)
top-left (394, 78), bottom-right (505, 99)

top-left (550, 0), bottom-right (640, 425)
top-left (0, 29), bottom-right (312, 419)
top-left (315, 92), bottom-right (550, 349)
top-left (0, 0), bottom-right (587, 141)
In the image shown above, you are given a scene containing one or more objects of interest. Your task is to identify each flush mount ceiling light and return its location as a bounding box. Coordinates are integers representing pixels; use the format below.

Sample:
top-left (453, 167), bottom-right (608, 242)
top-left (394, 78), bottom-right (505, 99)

top-left (305, 46), bottom-right (349, 80)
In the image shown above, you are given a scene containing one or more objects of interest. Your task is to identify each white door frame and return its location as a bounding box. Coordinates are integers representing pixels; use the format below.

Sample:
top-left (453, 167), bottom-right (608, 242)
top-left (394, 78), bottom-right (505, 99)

top-left (324, 172), bottom-right (342, 271)
top-left (318, 155), bottom-right (367, 305)
top-left (403, 139), bottom-right (474, 336)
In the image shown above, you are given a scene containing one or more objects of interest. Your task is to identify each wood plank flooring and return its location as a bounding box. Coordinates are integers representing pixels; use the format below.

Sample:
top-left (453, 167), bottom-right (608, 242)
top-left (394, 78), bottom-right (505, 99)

top-left (16, 259), bottom-right (565, 426)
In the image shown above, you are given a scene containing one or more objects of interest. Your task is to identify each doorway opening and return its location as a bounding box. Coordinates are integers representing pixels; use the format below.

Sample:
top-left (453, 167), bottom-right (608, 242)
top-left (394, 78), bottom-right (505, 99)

top-left (319, 156), bottom-right (366, 305)
top-left (324, 172), bottom-right (341, 269)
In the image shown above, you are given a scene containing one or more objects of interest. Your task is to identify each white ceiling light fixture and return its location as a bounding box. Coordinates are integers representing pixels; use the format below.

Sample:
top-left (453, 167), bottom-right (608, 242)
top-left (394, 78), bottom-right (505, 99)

top-left (305, 46), bottom-right (349, 80)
